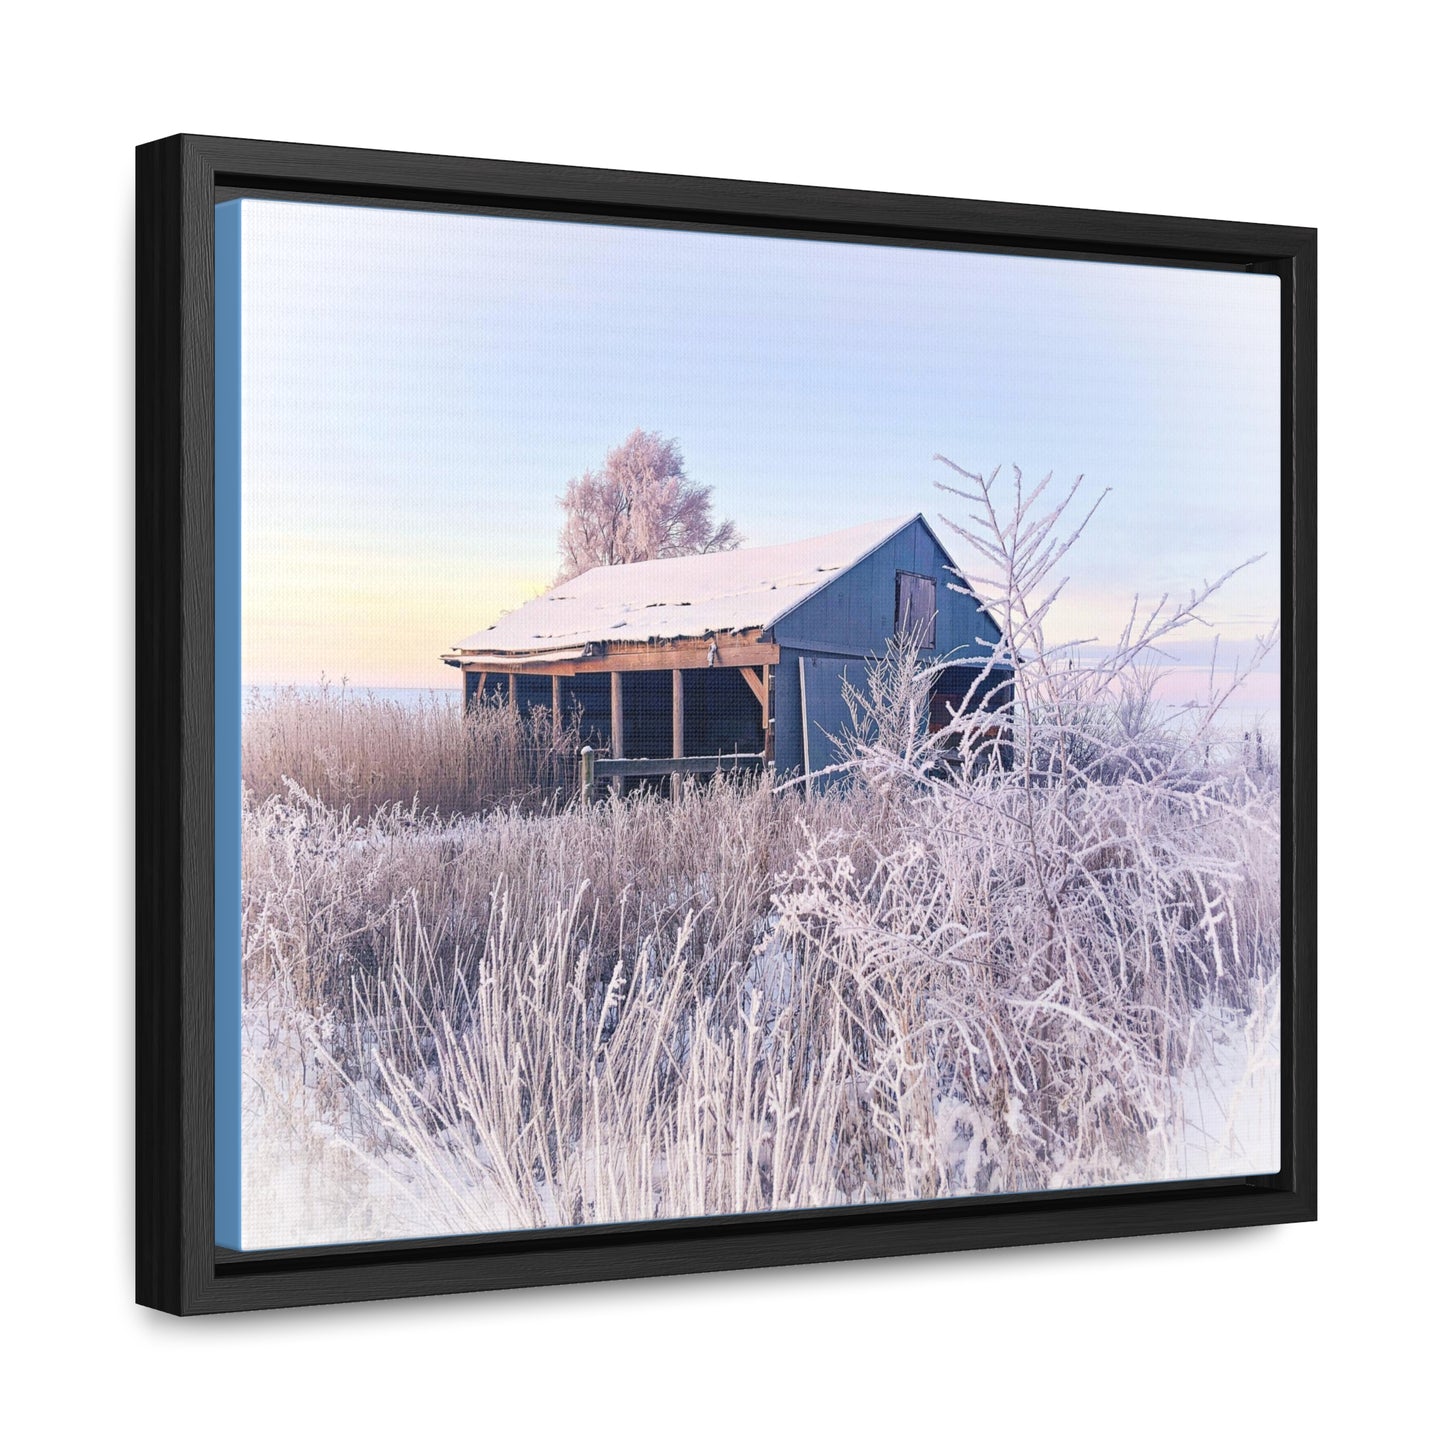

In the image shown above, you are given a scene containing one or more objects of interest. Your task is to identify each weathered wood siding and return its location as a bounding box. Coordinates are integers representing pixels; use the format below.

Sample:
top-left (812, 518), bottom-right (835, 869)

top-left (774, 647), bottom-right (865, 777)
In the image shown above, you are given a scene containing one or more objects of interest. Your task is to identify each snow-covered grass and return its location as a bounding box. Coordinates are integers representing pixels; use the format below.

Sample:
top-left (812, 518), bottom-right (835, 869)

top-left (238, 466), bottom-right (1281, 1247)
top-left (240, 777), bottom-right (1277, 1243)
top-left (239, 776), bottom-right (857, 1239)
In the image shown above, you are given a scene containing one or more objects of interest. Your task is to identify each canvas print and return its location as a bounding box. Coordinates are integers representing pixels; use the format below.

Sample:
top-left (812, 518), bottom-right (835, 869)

top-left (216, 198), bottom-right (1282, 1250)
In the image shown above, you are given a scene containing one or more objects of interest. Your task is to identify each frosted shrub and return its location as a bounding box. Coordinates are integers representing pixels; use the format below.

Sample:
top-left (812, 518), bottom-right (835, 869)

top-left (773, 463), bottom-right (1280, 1192)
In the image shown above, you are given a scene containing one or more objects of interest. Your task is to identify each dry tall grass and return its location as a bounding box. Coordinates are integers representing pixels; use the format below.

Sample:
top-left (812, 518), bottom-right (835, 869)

top-left (241, 761), bottom-right (1276, 1240)
top-left (242, 684), bottom-right (581, 817)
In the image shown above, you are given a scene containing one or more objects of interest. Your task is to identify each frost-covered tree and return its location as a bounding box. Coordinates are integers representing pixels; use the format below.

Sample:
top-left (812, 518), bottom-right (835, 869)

top-left (556, 429), bottom-right (740, 582)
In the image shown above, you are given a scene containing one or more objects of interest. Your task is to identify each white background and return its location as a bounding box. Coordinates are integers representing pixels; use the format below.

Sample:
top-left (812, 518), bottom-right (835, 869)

top-left (2, 3), bottom-right (1437, 1439)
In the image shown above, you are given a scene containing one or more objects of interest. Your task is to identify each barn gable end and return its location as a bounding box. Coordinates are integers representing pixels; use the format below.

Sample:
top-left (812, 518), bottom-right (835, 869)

top-left (772, 515), bottom-right (1001, 662)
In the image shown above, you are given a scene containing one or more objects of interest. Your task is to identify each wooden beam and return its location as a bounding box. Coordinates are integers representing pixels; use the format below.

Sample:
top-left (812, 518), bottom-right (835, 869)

top-left (587, 640), bottom-right (780, 674)
top-left (739, 666), bottom-right (766, 707)
top-left (507, 673), bottom-right (516, 710)
top-left (456, 638), bottom-right (780, 677)
top-left (551, 675), bottom-right (561, 737)
top-left (593, 754), bottom-right (765, 779)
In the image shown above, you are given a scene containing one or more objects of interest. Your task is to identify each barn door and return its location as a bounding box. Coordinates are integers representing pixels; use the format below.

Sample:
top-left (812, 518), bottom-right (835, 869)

top-left (798, 655), bottom-right (857, 782)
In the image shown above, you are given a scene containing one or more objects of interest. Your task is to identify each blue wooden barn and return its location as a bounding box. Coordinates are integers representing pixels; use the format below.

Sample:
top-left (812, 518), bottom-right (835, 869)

top-left (443, 514), bottom-right (1010, 785)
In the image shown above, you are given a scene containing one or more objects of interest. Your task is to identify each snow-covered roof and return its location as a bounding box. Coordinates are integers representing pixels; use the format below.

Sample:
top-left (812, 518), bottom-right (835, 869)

top-left (450, 515), bottom-right (922, 657)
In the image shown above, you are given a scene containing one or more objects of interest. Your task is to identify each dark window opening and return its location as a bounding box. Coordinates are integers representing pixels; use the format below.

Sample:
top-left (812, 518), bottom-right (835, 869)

top-left (896, 571), bottom-right (937, 648)
top-left (928, 665), bottom-right (1014, 733)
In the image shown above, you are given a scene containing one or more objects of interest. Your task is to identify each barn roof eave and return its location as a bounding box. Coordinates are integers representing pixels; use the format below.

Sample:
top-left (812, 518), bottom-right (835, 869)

top-left (444, 644), bottom-right (591, 668)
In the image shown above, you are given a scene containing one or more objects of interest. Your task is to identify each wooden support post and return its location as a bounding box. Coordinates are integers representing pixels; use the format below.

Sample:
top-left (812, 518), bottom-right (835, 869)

top-left (579, 746), bottom-right (595, 806)
top-left (672, 669), bottom-right (685, 801)
top-left (508, 673), bottom-right (517, 711)
top-left (761, 662), bottom-right (773, 764)
top-left (463, 673), bottom-right (477, 793)
top-left (798, 655), bottom-right (813, 799)
top-left (552, 675), bottom-right (561, 739)
top-left (609, 671), bottom-right (624, 794)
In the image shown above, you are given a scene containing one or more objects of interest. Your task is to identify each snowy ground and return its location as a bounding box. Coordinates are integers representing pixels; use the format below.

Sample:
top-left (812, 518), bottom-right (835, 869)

top-left (1168, 988), bottom-right (1280, 1180)
top-left (239, 972), bottom-right (1279, 1250)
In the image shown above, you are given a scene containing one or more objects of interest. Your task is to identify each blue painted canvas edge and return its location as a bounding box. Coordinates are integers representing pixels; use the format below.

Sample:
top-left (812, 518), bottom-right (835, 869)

top-left (214, 199), bottom-right (243, 1248)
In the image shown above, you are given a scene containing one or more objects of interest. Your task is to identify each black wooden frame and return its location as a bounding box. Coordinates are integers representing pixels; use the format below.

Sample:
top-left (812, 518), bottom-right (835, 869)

top-left (137, 133), bottom-right (1316, 1315)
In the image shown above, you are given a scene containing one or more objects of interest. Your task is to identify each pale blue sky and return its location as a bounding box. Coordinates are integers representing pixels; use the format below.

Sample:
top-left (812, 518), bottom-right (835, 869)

top-left (235, 197), bottom-right (1280, 701)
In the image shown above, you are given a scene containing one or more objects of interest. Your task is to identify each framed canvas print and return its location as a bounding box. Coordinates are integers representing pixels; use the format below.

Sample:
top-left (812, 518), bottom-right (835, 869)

top-left (137, 135), bottom-right (1316, 1314)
